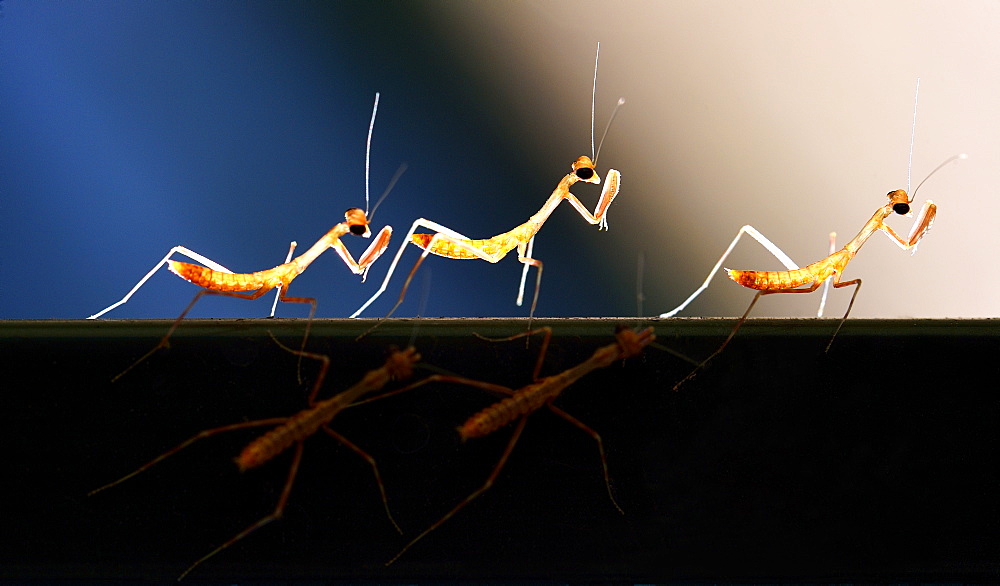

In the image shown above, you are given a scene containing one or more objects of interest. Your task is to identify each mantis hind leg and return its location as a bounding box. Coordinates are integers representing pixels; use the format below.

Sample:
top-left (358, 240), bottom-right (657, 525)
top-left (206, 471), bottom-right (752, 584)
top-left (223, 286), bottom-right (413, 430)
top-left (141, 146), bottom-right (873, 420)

top-left (275, 293), bottom-right (318, 384)
top-left (825, 278), bottom-right (862, 353)
top-left (515, 237), bottom-right (543, 334)
top-left (111, 286), bottom-right (299, 383)
top-left (672, 290), bottom-right (765, 391)
top-left (673, 279), bottom-right (827, 391)
top-left (269, 241), bottom-right (298, 318)
top-left (659, 225), bottom-right (800, 318)
top-left (88, 246), bottom-right (235, 320)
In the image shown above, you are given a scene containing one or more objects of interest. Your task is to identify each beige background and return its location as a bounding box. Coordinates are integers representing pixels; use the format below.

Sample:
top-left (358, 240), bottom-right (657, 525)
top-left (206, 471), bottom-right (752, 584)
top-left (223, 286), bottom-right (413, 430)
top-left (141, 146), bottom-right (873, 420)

top-left (430, 0), bottom-right (996, 318)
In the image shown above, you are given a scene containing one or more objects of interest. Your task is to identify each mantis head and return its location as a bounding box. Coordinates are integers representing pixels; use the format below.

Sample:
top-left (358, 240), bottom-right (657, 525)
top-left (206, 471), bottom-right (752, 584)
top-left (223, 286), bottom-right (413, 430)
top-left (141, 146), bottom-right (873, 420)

top-left (571, 156), bottom-right (601, 185)
top-left (344, 208), bottom-right (373, 238)
top-left (886, 190), bottom-right (912, 216)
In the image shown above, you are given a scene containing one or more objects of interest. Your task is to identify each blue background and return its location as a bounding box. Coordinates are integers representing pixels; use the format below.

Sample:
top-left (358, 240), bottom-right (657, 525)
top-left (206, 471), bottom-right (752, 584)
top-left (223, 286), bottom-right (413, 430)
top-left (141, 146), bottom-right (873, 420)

top-left (2, 1), bottom-right (630, 320)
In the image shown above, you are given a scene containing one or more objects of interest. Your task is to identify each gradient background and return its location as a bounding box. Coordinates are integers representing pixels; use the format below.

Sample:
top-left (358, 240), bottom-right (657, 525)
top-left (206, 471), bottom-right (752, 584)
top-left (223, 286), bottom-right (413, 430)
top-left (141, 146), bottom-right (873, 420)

top-left (1, 0), bottom-right (995, 320)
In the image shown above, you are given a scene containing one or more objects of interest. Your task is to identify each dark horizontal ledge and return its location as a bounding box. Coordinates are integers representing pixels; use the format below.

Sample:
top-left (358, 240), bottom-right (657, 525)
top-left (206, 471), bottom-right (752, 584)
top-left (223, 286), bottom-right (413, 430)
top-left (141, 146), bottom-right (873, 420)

top-left (6, 316), bottom-right (1000, 339)
top-left (4, 317), bottom-right (999, 581)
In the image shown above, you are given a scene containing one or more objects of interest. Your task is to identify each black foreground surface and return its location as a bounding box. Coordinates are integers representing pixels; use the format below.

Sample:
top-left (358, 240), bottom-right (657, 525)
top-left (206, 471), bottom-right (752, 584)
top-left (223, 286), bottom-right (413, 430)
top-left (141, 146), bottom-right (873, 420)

top-left (3, 317), bottom-right (1000, 582)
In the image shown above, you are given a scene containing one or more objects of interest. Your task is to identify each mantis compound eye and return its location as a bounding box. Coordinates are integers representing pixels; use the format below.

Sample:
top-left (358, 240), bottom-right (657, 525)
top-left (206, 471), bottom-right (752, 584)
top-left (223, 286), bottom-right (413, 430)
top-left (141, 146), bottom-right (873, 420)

top-left (344, 208), bottom-right (370, 234)
top-left (892, 202), bottom-right (910, 215)
top-left (575, 167), bottom-right (595, 180)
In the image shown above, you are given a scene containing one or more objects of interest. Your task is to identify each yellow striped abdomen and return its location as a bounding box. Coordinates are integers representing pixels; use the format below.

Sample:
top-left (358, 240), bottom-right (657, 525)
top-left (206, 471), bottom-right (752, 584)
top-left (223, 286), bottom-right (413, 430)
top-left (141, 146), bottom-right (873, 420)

top-left (410, 233), bottom-right (520, 261)
top-left (168, 261), bottom-right (280, 292)
top-left (728, 249), bottom-right (851, 291)
top-left (727, 267), bottom-right (816, 291)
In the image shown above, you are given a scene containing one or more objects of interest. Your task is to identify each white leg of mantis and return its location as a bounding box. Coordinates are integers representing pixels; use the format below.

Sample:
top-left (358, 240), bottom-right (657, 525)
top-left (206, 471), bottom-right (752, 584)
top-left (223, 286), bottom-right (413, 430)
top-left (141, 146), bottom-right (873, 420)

top-left (561, 169), bottom-right (621, 231)
top-left (816, 232), bottom-right (836, 318)
top-left (880, 199), bottom-right (937, 253)
top-left (329, 225), bottom-right (393, 282)
top-left (348, 167), bottom-right (619, 319)
top-left (269, 241), bottom-right (298, 318)
top-left (514, 168), bottom-right (617, 307)
top-left (658, 225), bottom-right (800, 318)
top-left (360, 226), bottom-right (395, 282)
top-left (370, 229), bottom-right (543, 323)
top-left (349, 218), bottom-right (474, 318)
top-left (516, 236), bottom-right (535, 307)
top-left (88, 246), bottom-right (236, 319)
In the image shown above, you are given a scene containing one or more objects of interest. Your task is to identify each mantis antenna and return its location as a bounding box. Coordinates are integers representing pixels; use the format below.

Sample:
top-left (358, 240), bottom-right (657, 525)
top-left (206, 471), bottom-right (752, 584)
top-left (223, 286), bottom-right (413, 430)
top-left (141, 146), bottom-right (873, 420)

top-left (907, 78), bottom-right (920, 194)
top-left (365, 92), bottom-right (379, 216)
top-left (514, 45), bottom-right (623, 306)
top-left (368, 163), bottom-right (408, 224)
top-left (589, 42), bottom-right (625, 166)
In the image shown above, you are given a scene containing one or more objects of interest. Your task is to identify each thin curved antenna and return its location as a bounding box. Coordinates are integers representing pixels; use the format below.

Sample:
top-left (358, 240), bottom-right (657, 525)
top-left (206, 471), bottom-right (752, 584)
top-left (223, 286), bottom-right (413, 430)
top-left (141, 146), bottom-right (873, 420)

top-left (911, 153), bottom-right (967, 201)
top-left (907, 78), bottom-right (920, 194)
top-left (594, 98), bottom-right (625, 166)
top-left (588, 42), bottom-right (624, 166)
top-left (365, 92), bottom-right (380, 216)
top-left (903, 79), bottom-right (965, 202)
top-left (368, 162), bottom-right (408, 223)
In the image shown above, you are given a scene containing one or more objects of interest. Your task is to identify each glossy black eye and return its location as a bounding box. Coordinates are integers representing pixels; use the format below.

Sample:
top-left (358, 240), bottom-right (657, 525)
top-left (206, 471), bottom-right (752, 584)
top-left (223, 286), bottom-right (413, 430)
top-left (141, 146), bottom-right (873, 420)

top-left (349, 224), bottom-right (367, 235)
top-left (892, 203), bottom-right (910, 215)
top-left (576, 167), bottom-right (595, 180)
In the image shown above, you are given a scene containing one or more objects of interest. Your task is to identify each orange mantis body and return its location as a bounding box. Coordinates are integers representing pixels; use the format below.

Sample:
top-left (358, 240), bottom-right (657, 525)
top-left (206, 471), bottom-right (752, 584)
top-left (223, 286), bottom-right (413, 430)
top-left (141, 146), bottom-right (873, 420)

top-left (89, 94), bottom-right (396, 380)
top-left (664, 83), bottom-right (963, 391)
top-left (672, 185), bottom-right (942, 390)
top-left (89, 92), bottom-right (392, 322)
top-left (87, 204), bottom-right (391, 321)
top-left (409, 156), bottom-right (617, 261)
top-left (168, 208), bottom-right (389, 297)
top-left (372, 325), bottom-right (654, 565)
top-left (89, 340), bottom-right (421, 580)
top-left (730, 189), bottom-right (934, 292)
top-left (350, 44), bottom-right (623, 321)
top-left (101, 208), bottom-right (392, 382)
top-left (350, 154), bottom-right (621, 322)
